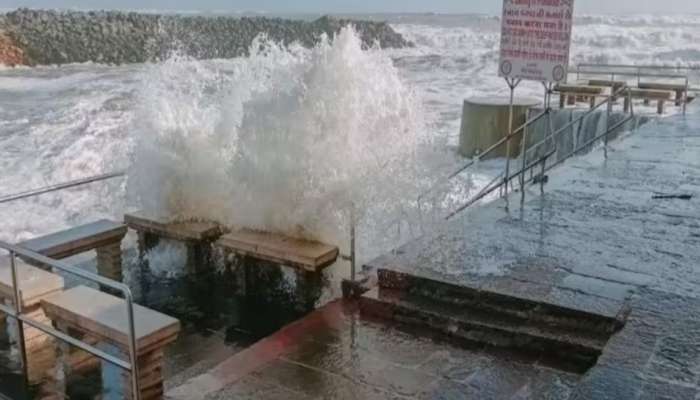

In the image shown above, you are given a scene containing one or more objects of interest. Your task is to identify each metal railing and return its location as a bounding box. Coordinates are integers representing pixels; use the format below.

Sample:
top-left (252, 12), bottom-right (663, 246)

top-left (0, 170), bottom-right (126, 205)
top-left (0, 243), bottom-right (141, 400)
top-left (574, 63), bottom-right (693, 114)
top-left (441, 85), bottom-right (636, 220)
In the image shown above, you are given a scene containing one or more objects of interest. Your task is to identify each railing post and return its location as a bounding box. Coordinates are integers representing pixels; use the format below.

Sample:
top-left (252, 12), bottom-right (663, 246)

top-left (350, 209), bottom-right (356, 282)
top-left (124, 288), bottom-right (140, 400)
top-left (503, 78), bottom-right (520, 201)
top-left (605, 94), bottom-right (613, 160)
top-left (9, 251), bottom-right (29, 382)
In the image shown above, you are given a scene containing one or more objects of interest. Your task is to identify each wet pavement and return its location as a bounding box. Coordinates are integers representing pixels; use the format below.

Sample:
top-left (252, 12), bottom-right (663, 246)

top-left (167, 300), bottom-right (581, 400)
top-left (170, 105), bottom-right (700, 399)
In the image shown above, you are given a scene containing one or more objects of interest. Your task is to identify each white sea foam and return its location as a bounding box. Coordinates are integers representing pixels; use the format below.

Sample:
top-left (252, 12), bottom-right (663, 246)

top-left (0, 15), bottom-right (698, 265)
top-left (127, 27), bottom-right (425, 246)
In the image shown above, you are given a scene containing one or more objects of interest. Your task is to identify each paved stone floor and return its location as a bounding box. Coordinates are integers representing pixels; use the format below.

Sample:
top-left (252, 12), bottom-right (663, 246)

top-left (167, 300), bottom-right (580, 400)
top-left (169, 106), bottom-right (700, 399)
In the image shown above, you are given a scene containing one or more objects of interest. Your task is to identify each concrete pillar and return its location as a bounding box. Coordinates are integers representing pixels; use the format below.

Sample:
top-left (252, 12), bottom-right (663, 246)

top-left (185, 243), bottom-right (209, 275)
top-left (120, 349), bottom-right (166, 400)
top-left (97, 243), bottom-right (123, 282)
top-left (459, 96), bottom-right (540, 159)
top-left (675, 89), bottom-right (684, 106)
top-left (53, 322), bottom-right (102, 397)
top-left (657, 100), bottom-right (665, 115)
top-left (624, 97), bottom-right (631, 113)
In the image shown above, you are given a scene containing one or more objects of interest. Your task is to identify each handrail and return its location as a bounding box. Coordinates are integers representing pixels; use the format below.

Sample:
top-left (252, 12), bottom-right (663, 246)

top-left (415, 108), bottom-right (549, 210)
top-left (525, 85), bottom-right (631, 159)
top-left (444, 85), bottom-right (636, 220)
top-left (448, 109), bottom-right (549, 180)
top-left (445, 148), bottom-right (556, 220)
top-left (0, 242), bottom-right (141, 399)
top-left (0, 170), bottom-right (126, 205)
top-left (576, 63), bottom-right (700, 71)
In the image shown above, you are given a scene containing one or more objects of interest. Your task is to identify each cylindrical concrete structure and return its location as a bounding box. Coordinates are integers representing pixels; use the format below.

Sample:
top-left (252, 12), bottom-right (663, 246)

top-left (459, 97), bottom-right (541, 159)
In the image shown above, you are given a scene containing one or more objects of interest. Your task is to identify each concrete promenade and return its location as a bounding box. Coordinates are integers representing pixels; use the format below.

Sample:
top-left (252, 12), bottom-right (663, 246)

top-left (167, 106), bottom-right (700, 399)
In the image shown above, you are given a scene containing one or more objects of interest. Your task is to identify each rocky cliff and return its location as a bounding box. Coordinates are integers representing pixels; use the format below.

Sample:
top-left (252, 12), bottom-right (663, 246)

top-left (0, 9), bottom-right (411, 66)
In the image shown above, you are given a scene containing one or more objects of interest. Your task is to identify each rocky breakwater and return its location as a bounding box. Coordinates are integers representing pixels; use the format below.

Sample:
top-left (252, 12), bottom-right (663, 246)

top-left (0, 9), bottom-right (411, 66)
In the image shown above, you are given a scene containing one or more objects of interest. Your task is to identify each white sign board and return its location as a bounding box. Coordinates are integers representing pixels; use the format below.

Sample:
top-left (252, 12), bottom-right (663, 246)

top-left (498, 0), bottom-right (575, 83)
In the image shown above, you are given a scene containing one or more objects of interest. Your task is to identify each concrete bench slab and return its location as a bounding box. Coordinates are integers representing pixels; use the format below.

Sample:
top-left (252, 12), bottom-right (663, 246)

top-left (0, 257), bottom-right (65, 383)
top-left (216, 230), bottom-right (339, 273)
top-left (625, 89), bottom-right (674, 115)
top-left (638, 82), bottom-right (688, 106)
top-left (125, 211), bottom-right (224, 273)
top-left (42, 285), bottom-right (180, 354)
top-left (18, 219), bottom-right (127, 260)
top-left (628, 88), bottom-right (673, 100)
top-left (587, 79), bottom-right (626, 89)
top-left (638, 82), bottom-right (687, 91)
top-left (43, 285), bottom-right (181, 400)
top-left (124, 211), bottom-right (222, 243)
top-left (554, 84), bottom-right (605, 95)
top-left (0, 257), bottom-right (64, 308)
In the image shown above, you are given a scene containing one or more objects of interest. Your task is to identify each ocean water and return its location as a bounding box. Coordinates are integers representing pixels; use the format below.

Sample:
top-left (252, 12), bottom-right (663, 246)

top-left (0, 14), bottom-right (699, 269)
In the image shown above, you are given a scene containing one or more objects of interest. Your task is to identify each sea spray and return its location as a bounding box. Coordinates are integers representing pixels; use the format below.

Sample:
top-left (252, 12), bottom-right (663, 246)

top-left (127, 27), bottom-right (425, 249)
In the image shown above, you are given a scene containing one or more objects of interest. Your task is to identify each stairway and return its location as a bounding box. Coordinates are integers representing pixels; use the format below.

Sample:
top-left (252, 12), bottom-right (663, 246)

top-left (359, 268), bottom-right (624, 373)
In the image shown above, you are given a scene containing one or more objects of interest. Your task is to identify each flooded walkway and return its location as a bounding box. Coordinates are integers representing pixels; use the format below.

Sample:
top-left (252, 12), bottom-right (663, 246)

top-left (169, 104), bottom-right (700, 399)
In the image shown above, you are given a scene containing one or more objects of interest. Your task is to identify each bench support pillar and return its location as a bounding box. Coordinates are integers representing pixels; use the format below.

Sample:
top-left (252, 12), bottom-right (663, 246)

top-left (54, 321), bottom-right (101, 396)
top-left (185, 243), bottom-right (210, 275)
top-left (675, 89), bottom-right (684, 106)
top-left (97, 243), bottom-right (123, 283)
top-left (4, 300), bottom-right (58, 385)
top-left (120, 348), bottom-right (165, 400)
top-left (657, 100), bottom-right (665, 115)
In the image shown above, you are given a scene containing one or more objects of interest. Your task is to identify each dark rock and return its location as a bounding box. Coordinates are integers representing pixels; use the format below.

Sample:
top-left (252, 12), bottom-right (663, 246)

top-left (0, 9), bottom-right (411, 66)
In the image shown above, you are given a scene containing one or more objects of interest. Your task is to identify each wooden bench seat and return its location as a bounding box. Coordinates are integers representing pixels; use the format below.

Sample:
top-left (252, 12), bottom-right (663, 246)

top-left (0, 257), bottom-right (65, 383)
top-left (125, 211), bottom-right (223, 274)
top-left (18, 219), bottom-right (127, 284)
top-left (42, 285), bottom-right (180, 400)
top-left (216, 229), bottom-right (339, 273)
top-left (639, 82), bottom-right (688, 106)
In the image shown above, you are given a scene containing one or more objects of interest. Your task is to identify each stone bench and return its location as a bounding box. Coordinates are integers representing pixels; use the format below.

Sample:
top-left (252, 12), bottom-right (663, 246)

top-left (216, 229), bottom-right (339, 273)
top-left (124, 211), bottom-right (223, 273)
top-left (554, 84), bottom-right (605, 109)
top-left (0, 257), bottom-right (65, 384)
top-left (216, 230), bottom-right (340, 311)
top-left (18, 219), bottom-right (128, 283)
top-left (42, 285), bottom-right (181, 400)
top-left (624, 88), bottom-right (673, 115)
top-left (638, 82), bottom-right (688, 106)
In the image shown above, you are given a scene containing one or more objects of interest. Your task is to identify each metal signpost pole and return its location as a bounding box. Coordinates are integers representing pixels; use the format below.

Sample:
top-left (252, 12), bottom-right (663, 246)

top-left (503, 77), bottom-right (521, 203)
top-left (498, 0), bottom-right (574, 206)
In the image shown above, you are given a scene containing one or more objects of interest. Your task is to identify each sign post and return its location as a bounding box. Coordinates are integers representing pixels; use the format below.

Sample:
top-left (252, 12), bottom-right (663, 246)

top-left (497, 0), bottom-right (575, 204)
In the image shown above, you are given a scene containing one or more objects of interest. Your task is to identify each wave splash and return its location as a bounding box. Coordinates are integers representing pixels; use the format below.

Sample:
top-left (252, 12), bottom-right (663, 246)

top-left (127, 27), bottom-right (424, 245)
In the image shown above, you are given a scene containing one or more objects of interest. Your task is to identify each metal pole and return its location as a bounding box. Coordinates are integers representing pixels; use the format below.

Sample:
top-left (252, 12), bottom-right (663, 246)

top-left (0, 170), bottom-right (126, 205)
top-left (684, 77), bottom-right (689, 116)
top-left (124, 290), bottom-right (140, 400)
top-left (605, 92), bottom-right (613, 160)
top-left (503, 78), bottom-right (519, 200)
top-left (350, 209), bottom-right (356, 282)
top-left (9, 251), bottom-right (28, 382)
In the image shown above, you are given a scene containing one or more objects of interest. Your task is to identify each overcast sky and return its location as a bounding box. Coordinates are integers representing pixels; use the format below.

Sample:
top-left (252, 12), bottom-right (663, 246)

top-left (2, 0), bottom-right (699, 15)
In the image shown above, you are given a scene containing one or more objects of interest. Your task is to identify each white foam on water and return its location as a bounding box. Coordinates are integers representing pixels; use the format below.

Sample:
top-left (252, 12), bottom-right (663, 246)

top-left (127, 27), bottom-right (426, 248)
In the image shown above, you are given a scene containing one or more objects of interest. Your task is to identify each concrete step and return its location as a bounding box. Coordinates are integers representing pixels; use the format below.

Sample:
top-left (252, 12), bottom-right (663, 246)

top-left (377, 268), bottom-right (623, 338)
top-left (360, 287), bottom-right (603, 373)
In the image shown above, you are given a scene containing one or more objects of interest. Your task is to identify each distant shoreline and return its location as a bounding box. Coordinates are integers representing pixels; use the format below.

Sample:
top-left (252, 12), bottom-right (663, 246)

top-left (0, 9), bottom-right (411, 67)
